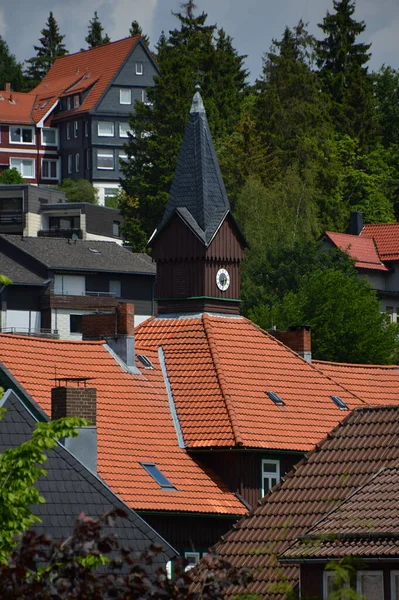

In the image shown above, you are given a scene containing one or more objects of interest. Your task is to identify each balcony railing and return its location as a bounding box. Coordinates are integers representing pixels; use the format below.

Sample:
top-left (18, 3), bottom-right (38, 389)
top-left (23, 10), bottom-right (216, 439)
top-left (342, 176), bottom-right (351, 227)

top-left (38, 228), bottom-right (83, 239)
top-left (40, 291), bottom-right (117, 310)
top-left (0, 211), bottom-right (23, 225)
top-left (0, 327), bottom-right (59, 339)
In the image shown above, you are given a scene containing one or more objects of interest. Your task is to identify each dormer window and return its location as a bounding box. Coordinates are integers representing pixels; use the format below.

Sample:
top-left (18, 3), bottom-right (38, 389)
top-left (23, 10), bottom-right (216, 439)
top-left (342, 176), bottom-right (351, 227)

top-left (135, 62), bottom-right (143, 75)
top-left (66, 96), bottom-right (71, 110)
top-left (73, 95), bottom-right (80, 108)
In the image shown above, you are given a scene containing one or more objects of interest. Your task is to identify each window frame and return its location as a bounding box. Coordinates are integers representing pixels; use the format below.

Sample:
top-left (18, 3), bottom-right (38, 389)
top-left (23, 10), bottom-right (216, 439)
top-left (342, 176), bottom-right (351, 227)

top-left (112, 221), bottom-right (120, 238)
top-left (323, 571), bottom-right (349, 599)
top-left (73, 94), bottom-right (80, 109)
top-left (97, 150), bottom-right (114, 170)
top-left (356, 570), bottom-right (384, 599)
top-left (66, 96), bottom-right (72, 110)
top-left (119, 151), bottom-right (128, 165)
top-left (184, 552), bottom-right (200, 572)
top-left (84, 121), bottom-right (89, 138)
top-left (66, 122), bottom-right (71, 140)
top-left (261, 459), bottom-right (280, 498)
top-left (97, 121), bottom-right (115, 137)
top-left (74, 121), bottom-right (78, 138)
top-left (75, 152), bottom-right (80, 173)
top-left (67, 154), bottom-right (73, 174)
top-left (41, 127), bottom-right (58, 146)
top-left (109, 279), bottom-right (121, 296)
top-left (9, 126), bottom-right (35, 145)
top-left (10, 157), bottom-right (35, 179)
top-left (119, 88), bottom-right (132, 105)
top-left (135, 62), bottom-right (143, 75)
top-left (391, 571), bottom-right (399, 600)
top-left (70, 314), bottom-right (83, 334)
top-left (41, 158), bottom-right (58, 180)
top-left (119, 122), bottom-right (131, 138)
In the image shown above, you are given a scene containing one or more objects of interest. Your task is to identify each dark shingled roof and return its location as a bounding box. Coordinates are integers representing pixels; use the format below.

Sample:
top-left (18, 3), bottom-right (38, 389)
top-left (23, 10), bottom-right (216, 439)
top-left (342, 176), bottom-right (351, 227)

top-left (152, 91), bottom-right (245, 247)
top-left (0, 253), bottom-right (45, 285)
top-left (0, 389), bottom-right (176, 563)
top-left (204, 405), bottom-right (399, 599)
top-left (0, 235), bottom-right (155, 275)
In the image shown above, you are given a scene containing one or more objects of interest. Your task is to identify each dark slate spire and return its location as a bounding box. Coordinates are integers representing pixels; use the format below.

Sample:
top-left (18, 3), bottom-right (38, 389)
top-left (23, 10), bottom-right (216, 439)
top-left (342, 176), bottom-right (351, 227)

top-left (153, 88), bottom-right (231, 246)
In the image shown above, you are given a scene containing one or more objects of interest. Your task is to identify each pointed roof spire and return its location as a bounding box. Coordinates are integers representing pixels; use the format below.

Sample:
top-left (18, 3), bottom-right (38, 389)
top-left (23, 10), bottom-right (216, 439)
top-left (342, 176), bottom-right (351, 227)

top-left (151, 88), bottom-right (233, 246)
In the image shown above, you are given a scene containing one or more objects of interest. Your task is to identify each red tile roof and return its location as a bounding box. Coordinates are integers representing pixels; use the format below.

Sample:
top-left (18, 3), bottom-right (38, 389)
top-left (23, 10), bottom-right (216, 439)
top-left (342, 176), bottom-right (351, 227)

top-left (325, 231), bottom-right (388, 271)
top-left (313, 360), bottom-right (399, 405)
top-left (362, 222), bottom-right (399, 261)
top-left (0, 91), bottom-right (36, 125)
top-left (135, 315), bottom-right (367, 452)
top-left (0, 334), bottom-right (245, 516)
top-left (208, 405), bottom-right (399, 598)
top-left (33, 36), bottom-right (141, 119)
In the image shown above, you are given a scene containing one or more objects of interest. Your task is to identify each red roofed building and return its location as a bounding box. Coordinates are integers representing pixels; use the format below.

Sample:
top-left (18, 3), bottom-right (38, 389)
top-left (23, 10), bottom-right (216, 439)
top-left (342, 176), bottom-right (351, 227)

top-left (0, 37), bottom-right (157, 204)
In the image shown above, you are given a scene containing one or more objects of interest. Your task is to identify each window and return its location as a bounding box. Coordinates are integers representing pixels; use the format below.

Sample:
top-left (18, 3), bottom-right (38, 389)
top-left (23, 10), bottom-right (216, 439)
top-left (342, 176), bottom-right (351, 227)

top-left (119, 151), bottom-right (128, 165)
top-left (41, 159), bottom-right (58, 179)
top-left (9, 126), bottom-right (34, 144)
top-left (330, 395), bottom-right (348, 410)
top-left (261, 459), bottom-right (280, 497)
top-left (41, 128), bottom-right (57, 146)
top-left (85, 149), bottom-right (91, 170)
top-left (68, 154), bottom-right (73, 174)
top-left (135, 62), bottom-right (143, 75)
top-left (70, 314), bottom-right (82, 334)
top-left (112, 220), bottom-right (120, 237)
top-left (266, 391), bottom-right (285, 406)
top-left (66, 122), bottom-right (71, 140)
top-left (84, 121), bottom-right (89, 137)
top-left (120, 89), bottom-right (131, 105)
top-left (75, 152), bottom-right (80, 173)
top-left (391, 571), bottom-right (399, 600)
top-left (97, 151), bottom-right (114, 170)
top-left (73, 94), bottom-right (80, 108)
top-left (137, 354), bottom-right (153, 369)
top-left (140, 463), bottom-right (176, 489)
top-left (10, 158), bottom-right (34, 178)
top-left (119, 122), bottom-right (131, 138)
top-left (74, 121), bottom-right (78, 138)
top-left (97, 121), bottom-right (114, 137)
top-left (323, 571), bottom-right (349, 599)
top-left (357, 571), bottom-right (383, 600)
top-left (66, 96), bottom-right (71, 110)
top-left (386, 306), bottom-right (395, 323)
top-left (109, 280), bottom-right (121, 297)
top-left (184, 552), bottom-right (200, 572)
top-left (141, 89), bottom-right (151, 105)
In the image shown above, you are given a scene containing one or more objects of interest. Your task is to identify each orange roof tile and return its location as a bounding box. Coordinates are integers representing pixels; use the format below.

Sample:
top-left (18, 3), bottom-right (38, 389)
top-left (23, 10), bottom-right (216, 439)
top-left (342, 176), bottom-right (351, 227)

top-left (33, 36), bottom-right (141, 118)
top-left (313, 360), bottom-right (399, 405)
top-left (0, 91), bottom-right (36, 125)
top-left (325, 231), bottom-right (388, 271)
top-left (362, 223), bottom-right (399, 261)
top-left (135, 315), bottom-right (369, 452)
top-left (0, 334), bottom-right (245, 516)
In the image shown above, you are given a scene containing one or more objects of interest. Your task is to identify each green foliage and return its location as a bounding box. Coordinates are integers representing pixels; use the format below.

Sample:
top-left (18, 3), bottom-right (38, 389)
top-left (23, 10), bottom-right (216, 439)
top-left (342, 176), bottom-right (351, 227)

top-left (85, 12), bottom-right (110, 49)
top-left (129, 20), bottom-right (150, 46)
top-left (316, 0), bottom-right (377, 149)
top-left (0, 169), bottom-right (24, 184)
top-left (0, 415), bottom-right (88, 561)
top-left (374, 66), bottom-right (399, 148)
top-left (58, 179), bottom-right (99, 204)
top-left (120, 3), bottom-right (248, 250)
top-left (25, 12), bottom-right (68, 88)
top-left (0, 37), bottom-right (24, 92)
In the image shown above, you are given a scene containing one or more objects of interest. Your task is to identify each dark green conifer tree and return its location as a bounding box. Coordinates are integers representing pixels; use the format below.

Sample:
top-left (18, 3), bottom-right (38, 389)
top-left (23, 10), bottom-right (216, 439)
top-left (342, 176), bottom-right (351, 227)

top-left (25, 12), bottom-right (68, 88)
top-left (316, 0), bottom-right (377, 149)
top-left (120, 2), bottom-right (248, 250)
top-left (85, 12), bottom-right (110, 49)
top-left (0, 37), bottom-right (24, 91)
top-left (129, 20), bottom-right (150, 46)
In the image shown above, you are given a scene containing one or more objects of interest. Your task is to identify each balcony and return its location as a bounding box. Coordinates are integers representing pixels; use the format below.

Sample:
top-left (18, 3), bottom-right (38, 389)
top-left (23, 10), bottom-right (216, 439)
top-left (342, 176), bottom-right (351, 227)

top-left (0, 327), bottom-right (59, 339)
top-left (41, 291), bottom-right (118, 311)
top-left (38, 228), bottom-right (83, 239)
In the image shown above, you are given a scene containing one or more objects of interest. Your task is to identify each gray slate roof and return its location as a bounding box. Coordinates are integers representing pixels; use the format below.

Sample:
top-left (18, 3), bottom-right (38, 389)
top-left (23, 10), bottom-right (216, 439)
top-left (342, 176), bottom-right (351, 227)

top-left (0, 253), bottom-right (45, 285)
top-left (153, 92), bottom-right (232, 246)
top-left (0, 235), bottom-right (155, 275)
top-left (0, 390), bottom-right (175, 562)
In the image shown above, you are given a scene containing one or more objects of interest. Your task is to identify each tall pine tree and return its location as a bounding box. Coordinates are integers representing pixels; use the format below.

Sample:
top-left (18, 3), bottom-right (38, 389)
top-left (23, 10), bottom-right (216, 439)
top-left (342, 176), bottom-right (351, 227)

top-left (316, 0), bottom-right (377, 149)
top-left (120, 1), bottom-right (248, 250)
top-left (85, 12), bottom-right (110, 49)
top-left (25, 12), bottom-right (67, 88)
top-left (0, 37), bottom-right (24, 91)
top-left (129, 20), bottom-right (150, 46)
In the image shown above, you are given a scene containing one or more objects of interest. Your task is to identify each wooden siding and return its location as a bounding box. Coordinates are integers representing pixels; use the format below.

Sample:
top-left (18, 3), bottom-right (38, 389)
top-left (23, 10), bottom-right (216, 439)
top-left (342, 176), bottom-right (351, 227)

top-left (152, 214), bottom-right (205, 261)
top-left (206, 217), bottom-right (245, 262)
top-left (40, 293), bottom-right (117, 311)
top-left (196, 450), bottom-right (302, 509)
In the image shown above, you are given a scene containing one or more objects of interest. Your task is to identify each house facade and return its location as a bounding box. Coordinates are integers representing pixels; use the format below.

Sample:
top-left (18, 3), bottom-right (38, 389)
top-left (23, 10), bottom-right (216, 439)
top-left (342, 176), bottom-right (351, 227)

top-left (0, 36), bottom-right (157, 204)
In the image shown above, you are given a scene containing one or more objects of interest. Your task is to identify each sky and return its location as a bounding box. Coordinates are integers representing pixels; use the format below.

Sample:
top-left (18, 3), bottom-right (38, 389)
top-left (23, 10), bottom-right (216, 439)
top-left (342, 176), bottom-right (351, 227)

top-left (2, 0), bottom-right (399, 82)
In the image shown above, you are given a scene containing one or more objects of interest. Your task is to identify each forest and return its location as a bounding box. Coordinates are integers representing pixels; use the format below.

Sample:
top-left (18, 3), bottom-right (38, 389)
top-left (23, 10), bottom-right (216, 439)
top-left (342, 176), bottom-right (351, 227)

top-left (1, 0), bottom-right (399, 364)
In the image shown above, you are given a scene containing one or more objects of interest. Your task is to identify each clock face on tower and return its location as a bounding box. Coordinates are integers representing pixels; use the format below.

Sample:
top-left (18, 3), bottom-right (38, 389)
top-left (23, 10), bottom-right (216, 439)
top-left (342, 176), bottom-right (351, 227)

top-left (216, 268), bottom-right (230, 292)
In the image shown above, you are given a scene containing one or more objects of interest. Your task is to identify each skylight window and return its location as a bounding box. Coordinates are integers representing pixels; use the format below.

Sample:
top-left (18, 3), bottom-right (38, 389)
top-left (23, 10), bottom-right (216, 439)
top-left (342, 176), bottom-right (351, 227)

top-left (140, 463), bottom-right (176, 490)
top-left (330, 395), bottom-right (348, 410)
top-left (266, 391), bottom-right (285, 406)
top-left (137, 354), bottom-right (153, 369)
top-left (88, 248), bottom-right (101, 254)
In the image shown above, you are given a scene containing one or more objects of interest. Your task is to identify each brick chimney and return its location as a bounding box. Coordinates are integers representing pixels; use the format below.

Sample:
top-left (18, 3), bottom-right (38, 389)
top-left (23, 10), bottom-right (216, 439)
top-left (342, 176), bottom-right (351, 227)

top-left (5, 82), bottom-right (11, 92)
top-left (271, 325), bottom-right (312, 363)
top-left (81, 302), bottom-right (136, 371)
top-left (51, 378), bottom-right (97, 472)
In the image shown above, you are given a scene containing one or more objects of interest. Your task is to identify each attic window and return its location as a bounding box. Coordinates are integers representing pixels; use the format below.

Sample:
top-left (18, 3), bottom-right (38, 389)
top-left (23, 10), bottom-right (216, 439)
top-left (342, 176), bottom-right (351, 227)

top-left (331, 395), bottom-right (348, 410)
top-left (88, 248), bottom-right (101, 254)
top-left (140, 463), bottom-right (176, 490)
top-left (266, 391), bottom-right (285, 406)
top-left (137, 354), bottom-right (153, 369)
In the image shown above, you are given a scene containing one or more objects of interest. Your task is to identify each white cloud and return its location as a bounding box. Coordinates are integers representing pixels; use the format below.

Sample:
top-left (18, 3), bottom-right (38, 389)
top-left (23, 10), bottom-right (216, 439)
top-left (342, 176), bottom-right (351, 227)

top-left (107, 0), bottom-right (157, 42)
top-left (0, 7), bottom-right (7, 38)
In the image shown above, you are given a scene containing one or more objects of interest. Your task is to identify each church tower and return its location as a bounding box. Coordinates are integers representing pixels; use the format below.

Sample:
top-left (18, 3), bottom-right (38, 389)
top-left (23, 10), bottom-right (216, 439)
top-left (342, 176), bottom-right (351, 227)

top-left (150, 88), bottom-right (247, 315)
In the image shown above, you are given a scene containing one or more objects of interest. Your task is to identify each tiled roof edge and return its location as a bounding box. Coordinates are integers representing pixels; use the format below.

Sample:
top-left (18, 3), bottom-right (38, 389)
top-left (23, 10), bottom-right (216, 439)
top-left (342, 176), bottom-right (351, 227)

top-left (202, 314), bottom-right (242, 446)
top-left (158, 346), bottom-right (185, 449)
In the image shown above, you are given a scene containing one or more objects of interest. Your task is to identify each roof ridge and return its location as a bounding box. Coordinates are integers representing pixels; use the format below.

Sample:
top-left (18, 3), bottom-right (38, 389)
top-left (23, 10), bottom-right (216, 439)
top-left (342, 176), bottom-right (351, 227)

top-left (202, 314), bottom-right (243, 446)
top-left (50, 35), bottom-right (139, 62)
top-left (313, 359), bottom-right (399, 369)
